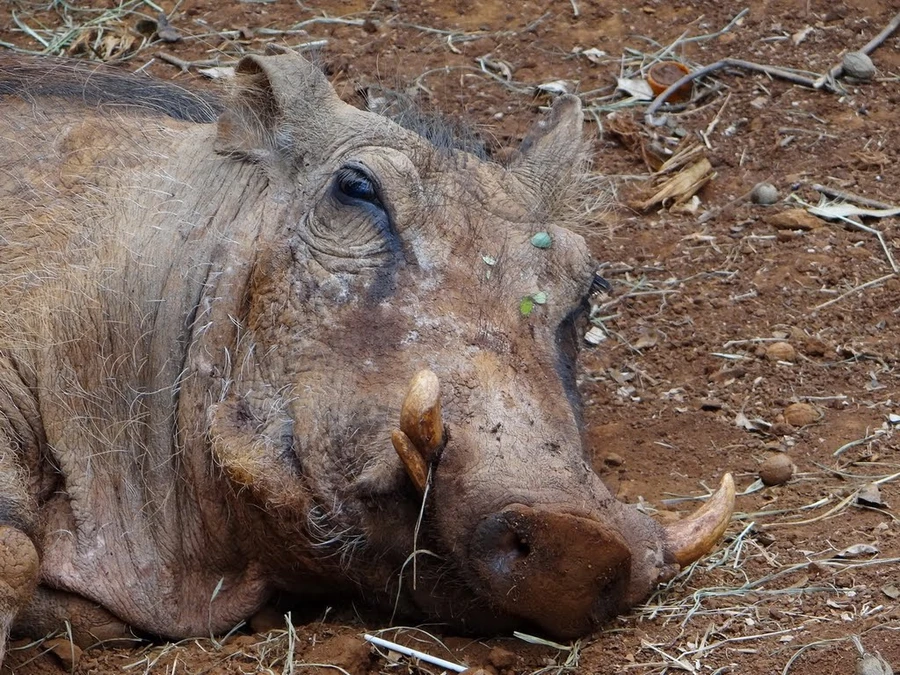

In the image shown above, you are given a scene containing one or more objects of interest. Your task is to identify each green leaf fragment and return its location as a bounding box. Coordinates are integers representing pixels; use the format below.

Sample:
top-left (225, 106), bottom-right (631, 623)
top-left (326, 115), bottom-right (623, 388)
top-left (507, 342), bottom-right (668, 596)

top-left (519, 296), bottom-right (535, 316)
top-left (530, 232), bottom-right (552, 249)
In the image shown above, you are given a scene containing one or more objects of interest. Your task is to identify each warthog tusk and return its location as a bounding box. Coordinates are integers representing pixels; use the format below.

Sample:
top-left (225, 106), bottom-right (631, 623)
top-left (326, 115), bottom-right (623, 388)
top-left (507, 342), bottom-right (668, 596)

top-left (399, 370), bottom-right (443, 460)
top-left (392, 370), bottom-right (443, 493)
top-left (663, 473), bottom-right (735, 566)
top-left (391, 429), bottom-right (428, 494)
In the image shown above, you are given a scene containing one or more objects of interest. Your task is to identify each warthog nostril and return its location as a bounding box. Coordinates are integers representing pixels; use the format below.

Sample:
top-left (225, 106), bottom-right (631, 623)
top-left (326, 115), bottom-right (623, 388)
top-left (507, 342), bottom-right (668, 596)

top-left (496, 527), bottom-right (530, 560)
top-left (471, 512), bottom-right (532, 577)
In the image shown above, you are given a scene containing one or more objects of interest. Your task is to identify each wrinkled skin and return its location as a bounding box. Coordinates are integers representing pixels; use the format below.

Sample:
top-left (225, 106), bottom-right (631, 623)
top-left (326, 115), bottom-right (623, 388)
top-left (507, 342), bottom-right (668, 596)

top-left (0, 53), bottom-right (730, 661)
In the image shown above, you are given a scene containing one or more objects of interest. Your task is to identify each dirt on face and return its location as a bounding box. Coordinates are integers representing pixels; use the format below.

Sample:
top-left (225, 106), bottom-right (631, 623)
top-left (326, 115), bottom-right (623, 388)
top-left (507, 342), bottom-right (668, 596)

top-left (1, 1), bottom-right (898, 674)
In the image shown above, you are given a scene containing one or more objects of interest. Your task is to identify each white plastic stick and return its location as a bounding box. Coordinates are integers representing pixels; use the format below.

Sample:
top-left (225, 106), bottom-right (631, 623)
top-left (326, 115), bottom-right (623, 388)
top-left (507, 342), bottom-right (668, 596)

top-left (363, 634), bottom-right (467, 673)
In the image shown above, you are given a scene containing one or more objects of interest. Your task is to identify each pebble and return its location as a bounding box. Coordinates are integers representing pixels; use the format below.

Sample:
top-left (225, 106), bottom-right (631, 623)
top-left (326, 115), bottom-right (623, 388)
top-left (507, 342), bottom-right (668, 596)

top-left (857, 653), bottom-right (893, 675)
top-left (765, 341), bottom-right (796, 362)
top-left (604, 452), bottom-right (625, 467)
top-left (750, 182), bottom-right (779, 205)
top-left (698, 398), bottom-right (724, 411)
top-left (784, 402), bottom-right (819, 426)
top-left (759, 454), bottom-right (794, 486)
top-left (766, 209), bottom-right (823, 231)
top-left (843, 51), bottom-right (876, 80)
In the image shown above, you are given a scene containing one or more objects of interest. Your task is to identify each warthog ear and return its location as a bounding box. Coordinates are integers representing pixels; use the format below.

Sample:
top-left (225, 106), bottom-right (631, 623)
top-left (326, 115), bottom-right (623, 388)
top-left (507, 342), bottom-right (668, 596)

top-left (209, 397), bottom-right (307, 510)
top-left (215, 52), bottom-right (342, 161)
top-left (509, 94), bottom-right (588, 199)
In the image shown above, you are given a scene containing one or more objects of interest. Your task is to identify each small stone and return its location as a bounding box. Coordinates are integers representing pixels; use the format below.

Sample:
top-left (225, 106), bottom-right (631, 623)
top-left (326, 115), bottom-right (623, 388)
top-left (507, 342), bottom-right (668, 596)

top-left (698, 398), bottom-right (724, 411)
top-left (604, 452), bottom-right (625, 467)
top-left (488, 646), bottom-right (517, 670)
top-left (843, 51), bottom-right (876, 80)
top-left (784, 402), bottom-right (819, 427)
top-left (765, 341), bottom-right (796, 362)
top-left (857, 653), bottom-right (893, 675)
top-left (750, 182), bottom-right (779, 205)
top-left (45, 638), bottom-right (83, 670)
top-left (759, 453), bottom-right (794, 486)
top-left (766, 209), bottom-right (824, 231)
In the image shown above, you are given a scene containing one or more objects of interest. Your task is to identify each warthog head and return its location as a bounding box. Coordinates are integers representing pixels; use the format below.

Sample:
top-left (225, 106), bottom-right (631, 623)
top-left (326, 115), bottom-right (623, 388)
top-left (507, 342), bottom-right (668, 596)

top-left (207, 53), bottom-right (733, 638)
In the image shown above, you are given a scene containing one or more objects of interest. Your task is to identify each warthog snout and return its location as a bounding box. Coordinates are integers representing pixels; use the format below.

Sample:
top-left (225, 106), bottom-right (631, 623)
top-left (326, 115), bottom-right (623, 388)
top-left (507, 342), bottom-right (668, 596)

top-left (470, 504), bottom-right (632, 638)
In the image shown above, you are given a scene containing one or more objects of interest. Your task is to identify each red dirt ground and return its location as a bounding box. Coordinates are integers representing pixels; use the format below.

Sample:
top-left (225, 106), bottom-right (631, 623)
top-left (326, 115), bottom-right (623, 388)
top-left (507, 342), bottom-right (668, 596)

top-left (1, 1), bottom-right (898, 673)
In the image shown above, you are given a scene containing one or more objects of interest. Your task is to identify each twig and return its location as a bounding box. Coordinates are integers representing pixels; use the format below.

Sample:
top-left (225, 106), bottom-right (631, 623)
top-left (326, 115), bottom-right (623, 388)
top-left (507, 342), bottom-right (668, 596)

top-left (157, 52), bottom-right (228, 72)
top-left (646, 59), bottom-right (828, 125)
top-left (812, 184), bottom-right (899, 211)
top-left (678, 8), bottom-right (750, 45)
top-left (814, 273), bottom-right (896, 312)
top-left (759, 491), bottom-right (856, 529)
top-left (698, 183), bottom-right (757, 224)
top-left (792, 193), bottom-right (900, 272)
top-left (834, 217), bottom-right (898, 273)
top-left (813, 10), bottom-right (900, 88)
top-left (782, 637), bottom-right (850, 675)
top-left (700, 91), bottom-right (731, 148)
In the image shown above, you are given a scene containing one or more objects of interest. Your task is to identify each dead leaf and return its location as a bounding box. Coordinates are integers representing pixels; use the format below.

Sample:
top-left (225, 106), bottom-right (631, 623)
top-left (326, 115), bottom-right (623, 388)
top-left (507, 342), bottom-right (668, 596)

top-left (616, 77), bottom-right (654, 101)
top-left (808, 203), bottom-right (900, 220)
top-left (857, 483), bottom-right (887, 508)
top-left (791, 26), bottom-right (814, 44)
top-left (835, 543), bottom-right (879, 559)
top-left (580, 47), bottom-right (608, 64)
top-left (735, 412), bottom-right (772, 433)
top-left (198, 66), bottom-right (236, 80)
top-left (536, 79), bottom-right (574, 96)
top-left (881, 584), bottom-right (900, 599)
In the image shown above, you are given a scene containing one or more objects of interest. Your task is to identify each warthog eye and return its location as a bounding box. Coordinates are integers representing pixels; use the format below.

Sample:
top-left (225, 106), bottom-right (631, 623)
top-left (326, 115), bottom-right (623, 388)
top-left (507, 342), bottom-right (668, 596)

top-left (334, 165), bottom-right (381, 206)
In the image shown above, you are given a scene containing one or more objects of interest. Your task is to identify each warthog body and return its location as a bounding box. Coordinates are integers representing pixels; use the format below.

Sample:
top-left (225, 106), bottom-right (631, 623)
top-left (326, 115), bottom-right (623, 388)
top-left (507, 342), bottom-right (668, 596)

top-left (0, 53), bottom-right (732, 659)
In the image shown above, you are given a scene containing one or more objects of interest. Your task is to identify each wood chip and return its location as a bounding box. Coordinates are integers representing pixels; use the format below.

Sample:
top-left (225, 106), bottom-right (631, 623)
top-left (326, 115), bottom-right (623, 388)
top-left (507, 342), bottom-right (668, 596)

top-left (638, 158), bottom-right (715, 211)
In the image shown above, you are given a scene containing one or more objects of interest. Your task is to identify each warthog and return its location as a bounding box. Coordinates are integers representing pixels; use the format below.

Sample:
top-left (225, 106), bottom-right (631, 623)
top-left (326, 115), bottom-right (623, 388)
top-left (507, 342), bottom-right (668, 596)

top-left (0, 52), bottom-right (733, 661)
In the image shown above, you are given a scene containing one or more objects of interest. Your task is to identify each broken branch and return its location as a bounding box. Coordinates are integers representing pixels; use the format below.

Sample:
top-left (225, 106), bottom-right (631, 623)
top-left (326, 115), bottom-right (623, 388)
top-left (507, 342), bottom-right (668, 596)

top-left (813, 10), bottom-right (900, 88)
